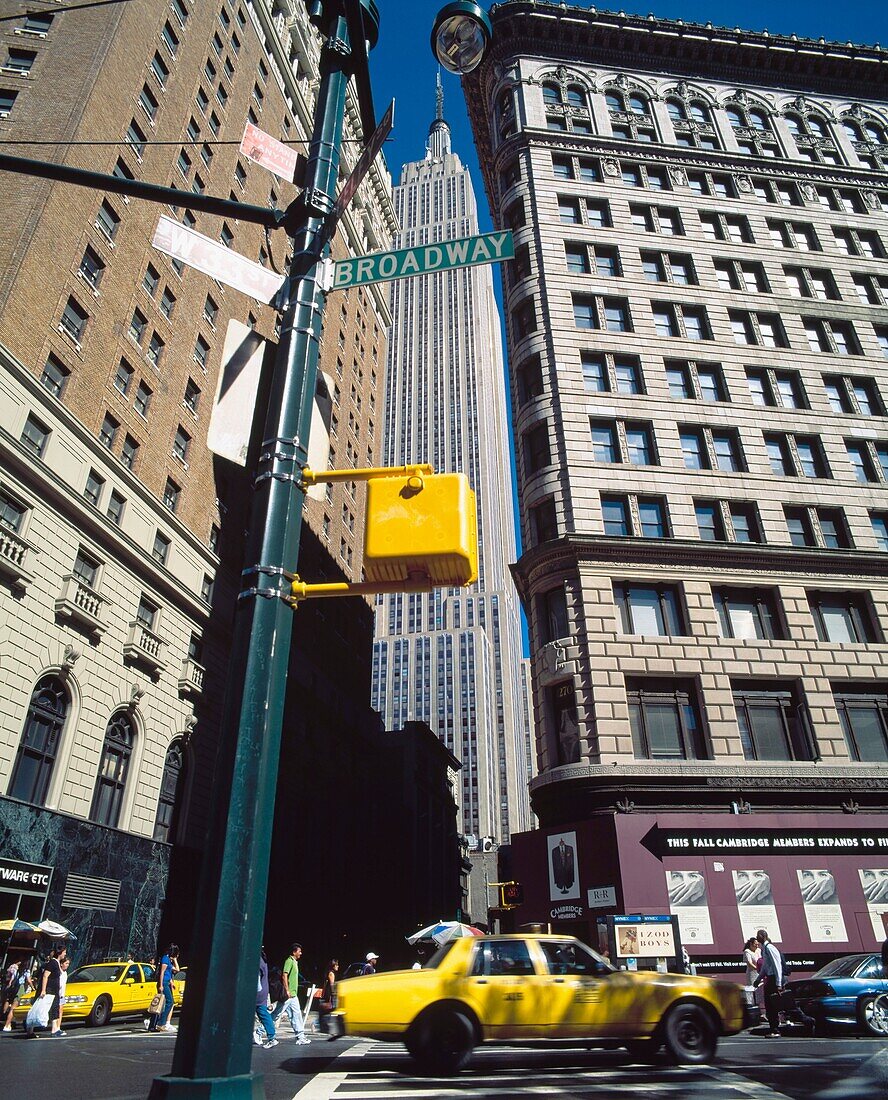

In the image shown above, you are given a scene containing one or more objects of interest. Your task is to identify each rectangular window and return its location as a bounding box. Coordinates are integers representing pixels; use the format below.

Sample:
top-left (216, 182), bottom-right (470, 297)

top-left (107, 491), bottom-right (125, 526)
top-left (590, 420), bottom-right (618, 463)
top-left (601, 495), bottom-right (630, 536)
top-left (625, 423), bottom-right (655, 465)
top-left (834, 688), bottom-right (888, 762)
top-left (121, 434), bottom-right (138, 470)
top-left (808, 591), bottom-right (879, 644)
top-left (41, 354), bottom-right (69, 397)
top-left (784, 506), bottom-right (815, 547)
top-left (72, 549), bottom-right (99, 588)
top-left (20, 415), bottom-right (49, 457)
top-left (539, 586), bottom-right (569, 643)
top-left (136, 595), bottom-right (157, 630)
top-left (871, 512), bottom-right (888, 551)
top-left (152, 531), bottom-right (170, 565)
top-left (173, 425), bottom-right (191, 463)
top-left (614, 582), bottom-right (685, 637)
top-left (734, 683), bottom-right (813, 761)
top-left (134, 382), bottom-right (152, 418)
top-left (184, 378), bottom-right (200, 413)
top-left (715, 587), bottom-right (785, 640)
top-left (60, 297), bottom-right (88, 343)
top-left (147, 333), bottom-right (164, 367)
top-left (627, 678), bottom-right (707, 760)
top-left (113, 359), bottom-right (133, 396)
top-left (695, 500), bottom-right (725, 541)
top-left (163, 477), bottom-right (181, 512)
top-left (84, 469), bottom-right (104, 507)
top-left (151, 52), bottom-right (169, 86)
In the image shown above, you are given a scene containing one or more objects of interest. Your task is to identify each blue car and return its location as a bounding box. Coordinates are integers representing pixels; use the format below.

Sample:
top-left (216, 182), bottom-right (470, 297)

top-left (788, 954), bottom-right (888, 1036)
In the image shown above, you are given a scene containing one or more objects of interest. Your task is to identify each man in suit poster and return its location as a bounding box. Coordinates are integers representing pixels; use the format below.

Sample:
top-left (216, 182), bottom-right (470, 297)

top-left (548, 832), bottom-right (579, 901)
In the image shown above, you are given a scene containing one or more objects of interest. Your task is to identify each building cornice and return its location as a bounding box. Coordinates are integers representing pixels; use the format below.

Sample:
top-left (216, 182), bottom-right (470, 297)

top-left (510, 535), bottom-right (888, 600)
top-left (484, 3), bottom-right (888, 94)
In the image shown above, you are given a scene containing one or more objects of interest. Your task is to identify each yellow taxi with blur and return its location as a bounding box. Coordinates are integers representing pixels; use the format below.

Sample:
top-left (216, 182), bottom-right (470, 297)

top-left (15, 961), bottom-right (158, 1027)
top-left (330, 935), bottom-right (746, 1075)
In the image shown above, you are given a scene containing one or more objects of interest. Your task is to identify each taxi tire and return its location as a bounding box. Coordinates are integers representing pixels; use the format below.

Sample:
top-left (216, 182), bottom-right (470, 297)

top-left (87, 995), bottom-right (112, 1028)
top-left (662, 1003), bottom-right (717, 1064)
top-left (410, 1009), bottom-right (474, 1076)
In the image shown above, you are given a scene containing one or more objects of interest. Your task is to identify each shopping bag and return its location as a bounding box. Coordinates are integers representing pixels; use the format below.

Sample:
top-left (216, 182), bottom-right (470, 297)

top-left (26, 994), bottom-right (52, 1029)
top-left (148, 992), bottom-right (165, 1014)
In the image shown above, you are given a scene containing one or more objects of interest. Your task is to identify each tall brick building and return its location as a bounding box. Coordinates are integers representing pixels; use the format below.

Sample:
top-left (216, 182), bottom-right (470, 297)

top-left (464, 3), bottom-right (888, 970)
top-left (0, 0), bottom-right (396, 963)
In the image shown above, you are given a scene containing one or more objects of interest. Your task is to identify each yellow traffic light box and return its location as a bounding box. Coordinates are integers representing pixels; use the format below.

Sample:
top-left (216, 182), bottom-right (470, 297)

top-left (364, 471), bottom-right (478, 586)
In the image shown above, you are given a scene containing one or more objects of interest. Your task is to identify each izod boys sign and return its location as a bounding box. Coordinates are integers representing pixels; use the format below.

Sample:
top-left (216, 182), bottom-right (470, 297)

top-left (614, 916), bottom-right (677, 958)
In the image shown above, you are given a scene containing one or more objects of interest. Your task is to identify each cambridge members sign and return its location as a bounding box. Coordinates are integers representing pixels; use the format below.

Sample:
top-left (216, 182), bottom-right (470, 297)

top-left (331, 231), bottom-right (514, 290)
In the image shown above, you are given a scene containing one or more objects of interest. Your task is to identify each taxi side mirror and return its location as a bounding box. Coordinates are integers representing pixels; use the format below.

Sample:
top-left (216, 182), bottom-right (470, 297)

top-left (123, 978), bottom-right (135, 985)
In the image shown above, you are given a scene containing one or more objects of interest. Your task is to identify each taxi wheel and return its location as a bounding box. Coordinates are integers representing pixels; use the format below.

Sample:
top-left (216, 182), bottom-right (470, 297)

top-left (87, 995), bottom-right (112, 1028)
top-left (410, 1009), bottom-right (474, 1076)
top-left (663, 1003), bottom-right (717, 1064)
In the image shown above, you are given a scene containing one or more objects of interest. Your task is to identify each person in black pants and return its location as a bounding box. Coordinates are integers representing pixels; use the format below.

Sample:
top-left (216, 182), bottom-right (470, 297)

top-left (753, 929), bottom-right (784, 1037)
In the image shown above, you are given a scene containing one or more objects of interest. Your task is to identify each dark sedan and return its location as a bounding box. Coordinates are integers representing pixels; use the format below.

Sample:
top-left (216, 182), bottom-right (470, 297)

top-left (788, 954), bottom-right (888, 1036)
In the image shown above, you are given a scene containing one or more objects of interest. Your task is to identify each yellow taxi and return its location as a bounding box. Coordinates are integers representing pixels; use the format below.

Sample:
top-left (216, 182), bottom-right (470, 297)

top-left (16, 961), bottom-right (158, 1027)
top-left (331, 935), bottom-right (746, 1075)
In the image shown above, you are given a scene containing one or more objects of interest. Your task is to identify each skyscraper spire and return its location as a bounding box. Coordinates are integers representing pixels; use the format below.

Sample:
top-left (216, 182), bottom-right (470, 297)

top-left (426, 70), bottom-right (451, 159)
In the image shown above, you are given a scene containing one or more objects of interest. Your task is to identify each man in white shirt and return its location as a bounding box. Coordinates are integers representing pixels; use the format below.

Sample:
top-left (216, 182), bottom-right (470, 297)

top-left (754, 929), bottom-right (784, 1037)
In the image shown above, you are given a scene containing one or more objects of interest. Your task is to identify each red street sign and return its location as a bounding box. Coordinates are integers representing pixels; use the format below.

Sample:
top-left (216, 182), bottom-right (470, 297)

top-left (331, 99), bottom-right (394, 226)
top-left (240, 121), bottom-right (300, 183)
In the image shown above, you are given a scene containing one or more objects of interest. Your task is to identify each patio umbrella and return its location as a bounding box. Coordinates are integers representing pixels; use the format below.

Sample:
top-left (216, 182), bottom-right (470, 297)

top-left (407, 921), bottom-right (484, 947)
top-left (36, 919), bottom-right (77, 941)
top-left (0, 918), bottom-right (38, 935)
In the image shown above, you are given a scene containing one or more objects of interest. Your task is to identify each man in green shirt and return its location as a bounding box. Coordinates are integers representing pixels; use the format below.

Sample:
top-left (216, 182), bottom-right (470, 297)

top-left (272, 942), bottom-right (310, 1044)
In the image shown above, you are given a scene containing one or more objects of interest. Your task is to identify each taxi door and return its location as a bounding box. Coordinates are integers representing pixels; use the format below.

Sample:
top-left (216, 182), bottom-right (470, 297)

top-left (119, 963), bottom-right (144, 1011)
top-left (462, 940), bottom-right (552, 1039)
top-left (536, 940), bottom-right (615, 1038)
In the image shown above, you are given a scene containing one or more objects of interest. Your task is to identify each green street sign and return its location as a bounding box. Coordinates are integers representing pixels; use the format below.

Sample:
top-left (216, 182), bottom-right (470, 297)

top-left (331, 230), bottom-right (514, 289)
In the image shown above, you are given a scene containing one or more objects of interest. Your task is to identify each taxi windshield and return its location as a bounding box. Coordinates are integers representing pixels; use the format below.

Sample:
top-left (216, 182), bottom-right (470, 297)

top-left (68, 965), bottom-right (123, 983)
top-left (424, 941), bottom-right (460, 969)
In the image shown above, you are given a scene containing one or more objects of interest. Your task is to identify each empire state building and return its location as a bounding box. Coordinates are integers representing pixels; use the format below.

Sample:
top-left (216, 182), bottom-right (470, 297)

top-left (372, 81), bottom-right (532, 841)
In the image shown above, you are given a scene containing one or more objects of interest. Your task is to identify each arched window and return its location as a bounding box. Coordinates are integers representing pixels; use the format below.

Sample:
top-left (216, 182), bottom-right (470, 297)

top-left (689, 101), bottom-right (709, 123)
top-left (153, 739), bottom-right (185, 843)
top-left (724, 103), bottom-right (778, 156)
top-left (784, 114), bottom-right (802, 135)
top-left (606, 91), bottom-right (624, 113)
top-left (566, 85), bottom-right (586, 109)
top-left (748, 110), bottom-right (769, 132)
top-left (542, 82), bottom-right (560, 106)
top-left (628, 94), bottom-right (648, 116)
top-left (90, 712), bottom-right (134, 828)
top-left (807, 114), bottom-right (827, 136)
top-left (8, 676), bottom-right (68, 805)
top-left (667, 99), bottom-right (687, 122)
top-left (843, 120), bottom-right (864, 142)
top-left (865, 121), bottom-right (886, 145)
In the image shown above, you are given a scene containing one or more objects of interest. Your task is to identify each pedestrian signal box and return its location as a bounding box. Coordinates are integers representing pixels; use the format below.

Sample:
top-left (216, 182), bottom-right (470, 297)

top-left (363, 471), bottom-right (478, 587)
top-left (499, 882), bottom-right (524, 909)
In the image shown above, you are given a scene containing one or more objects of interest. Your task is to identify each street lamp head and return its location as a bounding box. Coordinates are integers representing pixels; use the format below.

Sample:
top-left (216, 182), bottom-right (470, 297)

top-left (431, 1), bottom-right (492, 74)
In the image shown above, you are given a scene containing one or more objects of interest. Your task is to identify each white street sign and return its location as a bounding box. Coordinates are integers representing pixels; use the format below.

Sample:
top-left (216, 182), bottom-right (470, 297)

top-left (208, 321), bottom-right (266, 465)
top-left (152, 215), bottom-right (284, 303)
top-left (240, 121), bottom-right (300, 183)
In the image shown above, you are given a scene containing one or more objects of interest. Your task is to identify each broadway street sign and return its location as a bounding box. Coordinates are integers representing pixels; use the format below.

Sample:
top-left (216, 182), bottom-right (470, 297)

top-left (331, 230), bottom-right (514, 290)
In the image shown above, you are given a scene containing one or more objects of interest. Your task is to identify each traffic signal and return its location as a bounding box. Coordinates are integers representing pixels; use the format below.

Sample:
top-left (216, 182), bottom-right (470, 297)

top-left (499, 881), bottom-right (524, 908)
top-left (363, 471), bottom-right (478, 586)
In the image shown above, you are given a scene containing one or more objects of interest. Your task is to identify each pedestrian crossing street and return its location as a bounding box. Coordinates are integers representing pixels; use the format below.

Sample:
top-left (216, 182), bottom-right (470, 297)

top-left (293, 1039), bottom-right (792, 1100)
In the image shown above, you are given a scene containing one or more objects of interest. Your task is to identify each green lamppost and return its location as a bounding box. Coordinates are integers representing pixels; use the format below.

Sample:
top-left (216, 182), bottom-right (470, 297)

top-left (149, 1), bottom-right (378, 1096)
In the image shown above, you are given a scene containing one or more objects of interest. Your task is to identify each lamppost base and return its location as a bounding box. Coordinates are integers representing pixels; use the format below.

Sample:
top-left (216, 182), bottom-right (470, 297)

top-left (148, 1073), bottom-right (264, 1099)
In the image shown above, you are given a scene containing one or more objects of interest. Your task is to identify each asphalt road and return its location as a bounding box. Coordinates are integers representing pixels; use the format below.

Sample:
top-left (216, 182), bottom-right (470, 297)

top-left (1, 1022), bottom-right (885, 1100)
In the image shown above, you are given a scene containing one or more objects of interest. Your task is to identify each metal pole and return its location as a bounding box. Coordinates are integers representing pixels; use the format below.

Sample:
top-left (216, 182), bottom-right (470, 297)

top-left (148, 6), bottom-right (362, 1097)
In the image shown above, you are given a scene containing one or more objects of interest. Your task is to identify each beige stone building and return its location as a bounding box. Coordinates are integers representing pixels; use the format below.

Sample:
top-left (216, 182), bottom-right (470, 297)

top-left (463, 3), bottom-right (888, 966)
top-left (0, 0), bottom-right (394, 959)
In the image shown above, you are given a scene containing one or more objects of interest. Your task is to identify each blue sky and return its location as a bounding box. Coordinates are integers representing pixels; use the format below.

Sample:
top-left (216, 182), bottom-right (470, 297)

top-left (372, 1), bottom-right (888, 219)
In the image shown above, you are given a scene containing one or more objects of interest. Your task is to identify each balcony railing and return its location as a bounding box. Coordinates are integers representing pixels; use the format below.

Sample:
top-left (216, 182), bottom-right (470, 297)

top-left (54, 573), bottom-right (108, 636)
top-left (123, 619), bottom-right (168, 675)
top-left (0, 525), bottom-right (34, 588)
top-left (177, 656), bottom-right (205, 697)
